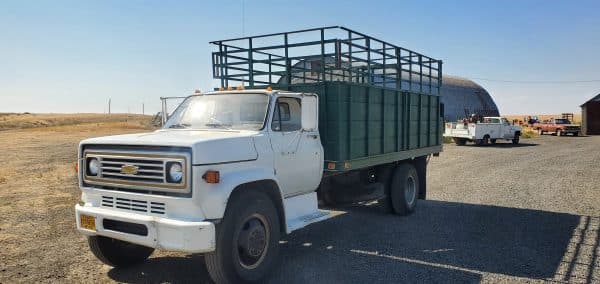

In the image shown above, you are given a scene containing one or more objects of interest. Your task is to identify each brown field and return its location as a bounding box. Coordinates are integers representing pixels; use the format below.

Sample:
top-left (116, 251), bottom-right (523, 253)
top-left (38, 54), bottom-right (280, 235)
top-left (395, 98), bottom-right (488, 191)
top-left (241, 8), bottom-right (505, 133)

top-left (0, 113), bottom-right (155, 131)
top-left (0, 115), bottom-right (163, 283)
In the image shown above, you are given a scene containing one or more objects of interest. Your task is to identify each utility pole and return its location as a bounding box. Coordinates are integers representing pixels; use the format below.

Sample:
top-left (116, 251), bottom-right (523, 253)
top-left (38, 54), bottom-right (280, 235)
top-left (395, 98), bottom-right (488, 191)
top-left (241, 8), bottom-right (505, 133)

top-left (108, 98), bottom-right (111, 114)
top-left (142, 103), bottom-right (145, 115)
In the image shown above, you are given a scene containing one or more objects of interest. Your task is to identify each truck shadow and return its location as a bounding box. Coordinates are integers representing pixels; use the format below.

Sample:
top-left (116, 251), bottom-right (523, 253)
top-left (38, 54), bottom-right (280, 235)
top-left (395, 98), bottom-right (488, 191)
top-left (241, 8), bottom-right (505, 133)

top-left (462, 142), bottom-right (538, 148)
top-left (107, 200), bottom-right (597, 283)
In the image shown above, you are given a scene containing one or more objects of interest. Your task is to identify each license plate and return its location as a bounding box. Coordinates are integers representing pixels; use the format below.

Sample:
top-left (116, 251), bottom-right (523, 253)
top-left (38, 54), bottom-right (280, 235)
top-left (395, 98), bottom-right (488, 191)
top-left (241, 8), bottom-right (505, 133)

top-left (80, 214), bottom-right (96, 231)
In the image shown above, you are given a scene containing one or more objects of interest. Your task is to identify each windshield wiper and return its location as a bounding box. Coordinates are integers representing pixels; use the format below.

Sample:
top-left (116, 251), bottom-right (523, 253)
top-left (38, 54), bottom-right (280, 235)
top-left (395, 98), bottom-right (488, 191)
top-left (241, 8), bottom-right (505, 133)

top-left (204, 123), bottom-right (232, 130)
top-left (168, 123), bottom-right (191, 129)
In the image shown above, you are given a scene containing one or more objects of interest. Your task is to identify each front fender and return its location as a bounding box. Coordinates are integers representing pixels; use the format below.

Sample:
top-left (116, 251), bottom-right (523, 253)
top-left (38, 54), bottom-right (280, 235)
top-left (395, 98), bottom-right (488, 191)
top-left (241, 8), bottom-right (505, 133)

top-left (199, 167), bottom-right (281, 220)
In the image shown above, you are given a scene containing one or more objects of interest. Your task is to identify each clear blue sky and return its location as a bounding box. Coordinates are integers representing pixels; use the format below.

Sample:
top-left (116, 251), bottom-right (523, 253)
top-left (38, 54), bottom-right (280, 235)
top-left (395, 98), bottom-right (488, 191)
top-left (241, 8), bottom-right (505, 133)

top-left (2, 0), bottom-right (600, 115)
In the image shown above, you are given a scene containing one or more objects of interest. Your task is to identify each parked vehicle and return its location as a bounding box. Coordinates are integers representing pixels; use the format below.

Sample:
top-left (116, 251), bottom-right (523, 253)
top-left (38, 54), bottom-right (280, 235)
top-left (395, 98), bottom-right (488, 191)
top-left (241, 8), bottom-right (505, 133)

top-left (444, 117), bottom-right (522, 146)
top-left (533, 118), bottom-right (580, 136)
top-left (74, 27), bottom-right (443, 283)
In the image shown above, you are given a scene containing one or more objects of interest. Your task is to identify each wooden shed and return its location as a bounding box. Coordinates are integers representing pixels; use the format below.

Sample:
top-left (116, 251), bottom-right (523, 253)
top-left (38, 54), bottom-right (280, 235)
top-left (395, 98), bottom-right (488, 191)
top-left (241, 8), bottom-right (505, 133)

top-left (581, 93), bottom-right (600, 135)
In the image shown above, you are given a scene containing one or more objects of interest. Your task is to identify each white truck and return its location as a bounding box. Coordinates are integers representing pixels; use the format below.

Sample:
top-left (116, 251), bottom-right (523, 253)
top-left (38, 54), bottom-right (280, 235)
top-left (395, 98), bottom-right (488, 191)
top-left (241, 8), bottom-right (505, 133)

top-left (444, 117), bottom-right (522, 146)
top-left (74, 27), bottom-right (444, 283)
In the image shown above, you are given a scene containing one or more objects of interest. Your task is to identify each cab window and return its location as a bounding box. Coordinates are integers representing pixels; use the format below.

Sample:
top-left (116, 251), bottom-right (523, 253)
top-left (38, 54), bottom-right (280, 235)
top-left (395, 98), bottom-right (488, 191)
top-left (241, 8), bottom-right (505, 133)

top-left (271, 97), bottom-right (301, 132)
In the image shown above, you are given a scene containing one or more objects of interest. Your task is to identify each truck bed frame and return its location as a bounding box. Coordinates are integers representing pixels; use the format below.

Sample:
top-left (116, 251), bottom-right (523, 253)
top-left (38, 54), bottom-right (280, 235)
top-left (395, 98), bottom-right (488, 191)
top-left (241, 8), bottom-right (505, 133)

top-left (210, 26), bottom-right (443, 172)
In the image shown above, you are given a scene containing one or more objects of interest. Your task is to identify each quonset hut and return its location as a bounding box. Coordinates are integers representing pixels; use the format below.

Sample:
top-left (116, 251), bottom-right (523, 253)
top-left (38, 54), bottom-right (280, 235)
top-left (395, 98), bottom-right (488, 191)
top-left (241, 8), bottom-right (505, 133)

top-left (440, 75), bottom-right (499, 122)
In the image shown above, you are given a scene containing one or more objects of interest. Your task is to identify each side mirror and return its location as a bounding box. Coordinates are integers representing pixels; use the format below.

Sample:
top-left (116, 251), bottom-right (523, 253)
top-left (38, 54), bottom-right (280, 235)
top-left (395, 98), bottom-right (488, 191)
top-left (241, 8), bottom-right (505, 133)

top-left (301, 95), bottom-right (318, 131)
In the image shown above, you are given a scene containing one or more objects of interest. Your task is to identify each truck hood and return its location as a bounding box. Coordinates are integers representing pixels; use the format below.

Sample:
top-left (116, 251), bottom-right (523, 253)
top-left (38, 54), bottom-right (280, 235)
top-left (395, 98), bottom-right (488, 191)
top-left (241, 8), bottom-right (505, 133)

top-left (80, 129), bottom-right (260, 165)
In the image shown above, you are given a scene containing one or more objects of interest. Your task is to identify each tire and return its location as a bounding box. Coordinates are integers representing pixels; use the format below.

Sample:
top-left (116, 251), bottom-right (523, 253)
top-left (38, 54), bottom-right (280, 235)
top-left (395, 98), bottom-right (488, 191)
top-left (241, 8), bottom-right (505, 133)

top-left (512, 134), bottom-right (520, 144)
top-left (537, 128), bottom-right (544, 135)
top-left (389, 163), bottom-right (419, 216)
top-left (573, 132), bottom-right (579, 136)
top-left (453, 138), bottom-right (466, 146)
top-left (205, 190), bottom-right (280, 284)
top-left (88, 236), bottom-right (154, 268)
top-left (556, 129), bottom-right (562, 137)
top-left (490, 139), bottom-right (497, 144)
top-left (477, 135), bottom-right (489, 146)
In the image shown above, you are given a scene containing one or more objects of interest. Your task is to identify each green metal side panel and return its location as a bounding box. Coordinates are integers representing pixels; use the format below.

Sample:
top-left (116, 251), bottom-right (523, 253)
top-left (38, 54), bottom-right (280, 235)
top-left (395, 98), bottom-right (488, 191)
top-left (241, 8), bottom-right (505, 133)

top-left (282, 81), bottom-right (441, 172)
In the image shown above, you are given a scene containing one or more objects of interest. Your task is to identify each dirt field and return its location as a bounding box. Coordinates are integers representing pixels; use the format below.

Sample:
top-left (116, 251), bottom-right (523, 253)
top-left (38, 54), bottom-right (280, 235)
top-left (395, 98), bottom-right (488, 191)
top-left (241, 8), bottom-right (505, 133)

top-left (0, 118), bottom-right (598, 283)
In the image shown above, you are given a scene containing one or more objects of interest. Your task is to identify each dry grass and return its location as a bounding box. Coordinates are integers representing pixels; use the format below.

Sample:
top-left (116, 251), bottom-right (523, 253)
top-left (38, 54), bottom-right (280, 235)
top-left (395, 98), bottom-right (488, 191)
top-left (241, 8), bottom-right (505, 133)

top-left (0, 113), bottom-right (155, 131)
top-left (519, 127), bottom-right (538, 138)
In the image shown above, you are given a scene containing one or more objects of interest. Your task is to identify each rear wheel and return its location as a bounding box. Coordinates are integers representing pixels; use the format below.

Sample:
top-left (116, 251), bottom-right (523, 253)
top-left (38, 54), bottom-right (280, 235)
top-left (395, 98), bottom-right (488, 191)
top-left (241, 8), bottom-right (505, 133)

top-left (537, 128), bottom-right (544, 135)
top-left (389, 164), bottom-right (419, 216)
top-left (573, 132), bottom-right (579, 136)
top-left (205, 190), bottom-right (280, 284)
top-left (88, 236), bottom-right (154, 268)
top-left (477, 135), bottom-right (489, 146)
top-left (556, 129), bottom-right (562, 136)
top-left (490, 139), bottom-right (497, 144)
top-left (453, 138), bottom-right (467, 146)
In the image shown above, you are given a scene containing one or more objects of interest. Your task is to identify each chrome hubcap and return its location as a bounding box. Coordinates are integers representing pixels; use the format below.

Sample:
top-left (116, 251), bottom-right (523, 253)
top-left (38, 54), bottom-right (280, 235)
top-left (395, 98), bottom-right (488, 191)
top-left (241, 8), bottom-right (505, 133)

top-left (237, 214), bottom-right (269, 269)
top-left (405, 176), bottom-right (416, 206)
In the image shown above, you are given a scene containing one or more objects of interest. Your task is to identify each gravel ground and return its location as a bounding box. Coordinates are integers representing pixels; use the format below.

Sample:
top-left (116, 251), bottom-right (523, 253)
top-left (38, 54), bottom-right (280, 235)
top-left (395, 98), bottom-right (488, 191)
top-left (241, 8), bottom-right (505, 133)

top-left (0, 127), bottom-right (598, 283)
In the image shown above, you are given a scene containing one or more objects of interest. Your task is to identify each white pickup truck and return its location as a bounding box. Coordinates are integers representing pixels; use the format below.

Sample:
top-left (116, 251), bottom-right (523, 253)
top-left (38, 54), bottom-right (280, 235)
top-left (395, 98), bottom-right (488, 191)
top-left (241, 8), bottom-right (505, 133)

top-left (444, 117), bottom-right (522, 146)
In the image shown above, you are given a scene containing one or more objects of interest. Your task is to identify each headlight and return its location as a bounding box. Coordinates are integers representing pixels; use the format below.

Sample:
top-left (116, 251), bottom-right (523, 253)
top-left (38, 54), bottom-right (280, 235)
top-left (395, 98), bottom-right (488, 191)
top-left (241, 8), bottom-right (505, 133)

top-left (87, 158), bottom-right (100, 176)
top-left (167, 162), bottom-right (183, 183)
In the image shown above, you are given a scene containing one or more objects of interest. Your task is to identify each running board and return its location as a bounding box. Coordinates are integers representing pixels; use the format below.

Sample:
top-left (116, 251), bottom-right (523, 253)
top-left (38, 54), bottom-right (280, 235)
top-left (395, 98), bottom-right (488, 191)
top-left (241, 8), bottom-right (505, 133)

top-left (283, 192), bottom-right (343, 233)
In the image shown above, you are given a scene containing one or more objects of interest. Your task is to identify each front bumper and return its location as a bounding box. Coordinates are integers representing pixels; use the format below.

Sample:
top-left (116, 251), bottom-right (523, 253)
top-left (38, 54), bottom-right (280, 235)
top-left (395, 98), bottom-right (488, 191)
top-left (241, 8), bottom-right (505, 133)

top-left (75, 204), bottom-right (215, 253)
top-left (561, 129), bottom-right (580, 134)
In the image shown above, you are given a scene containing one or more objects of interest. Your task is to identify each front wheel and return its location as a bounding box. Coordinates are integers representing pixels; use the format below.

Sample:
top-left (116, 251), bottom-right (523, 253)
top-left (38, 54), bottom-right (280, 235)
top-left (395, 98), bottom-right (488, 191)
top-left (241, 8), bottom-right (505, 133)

top-left (205, 190), bottom-right (280, 284)
top-left (389, 163), bottom-right (419, 216)
top-left (573, 132), bottom-right (579, 136)
top-left (512, 134), bottom-right (520, 144)
top-left (88, 236), bottom-right (154, 268)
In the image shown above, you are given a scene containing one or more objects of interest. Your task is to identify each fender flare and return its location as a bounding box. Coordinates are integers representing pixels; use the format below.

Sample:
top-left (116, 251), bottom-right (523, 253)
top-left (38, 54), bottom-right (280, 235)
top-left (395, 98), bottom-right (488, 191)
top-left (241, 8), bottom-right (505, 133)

top-left (200, 167), bottom-right (284, 221)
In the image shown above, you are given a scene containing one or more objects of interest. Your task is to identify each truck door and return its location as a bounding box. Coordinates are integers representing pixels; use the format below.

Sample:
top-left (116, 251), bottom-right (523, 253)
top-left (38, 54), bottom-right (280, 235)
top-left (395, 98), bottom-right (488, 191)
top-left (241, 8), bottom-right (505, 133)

top-left (269, 95), bottom-right (323, 197)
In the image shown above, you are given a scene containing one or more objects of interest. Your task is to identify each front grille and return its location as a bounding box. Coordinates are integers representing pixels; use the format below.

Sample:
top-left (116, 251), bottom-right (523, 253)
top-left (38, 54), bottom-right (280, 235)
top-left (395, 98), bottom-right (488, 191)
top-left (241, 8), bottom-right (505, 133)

top-left (83, 150), bottom-right (189, 193)
top-left (100, 157), bottom-right (165, 183)
top-left (101, 195), bottom-right (166, 215)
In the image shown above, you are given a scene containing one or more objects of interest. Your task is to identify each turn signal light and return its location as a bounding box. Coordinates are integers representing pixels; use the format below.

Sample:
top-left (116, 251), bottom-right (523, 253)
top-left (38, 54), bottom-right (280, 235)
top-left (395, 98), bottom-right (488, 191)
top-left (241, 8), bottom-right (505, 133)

top-left (75, 161), bottom-right (79, 173)
top-left (227, 86), bottom-right (233, 91)
top-left (203, 170), bottom-right (220, 183)
top-left (327, 163), bottom-right (336, 170)
top-left (266, 86), bottom-right (273, 91)
top-left (236, 85), bottom-right (245, 90)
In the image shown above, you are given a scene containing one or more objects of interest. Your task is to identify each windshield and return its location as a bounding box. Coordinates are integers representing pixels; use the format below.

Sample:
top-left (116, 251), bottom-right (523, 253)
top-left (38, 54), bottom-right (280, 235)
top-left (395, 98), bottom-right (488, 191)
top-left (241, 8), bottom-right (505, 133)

top-left (554, 118), bottom-right (570, 124)
top-left (163, 93), bottom-right (269, 130)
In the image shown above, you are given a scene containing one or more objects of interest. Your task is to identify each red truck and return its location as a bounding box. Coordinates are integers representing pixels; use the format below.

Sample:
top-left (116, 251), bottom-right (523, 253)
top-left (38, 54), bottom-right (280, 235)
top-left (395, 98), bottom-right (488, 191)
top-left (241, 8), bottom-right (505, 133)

top-left (534, 118), bottom-right (581, 136)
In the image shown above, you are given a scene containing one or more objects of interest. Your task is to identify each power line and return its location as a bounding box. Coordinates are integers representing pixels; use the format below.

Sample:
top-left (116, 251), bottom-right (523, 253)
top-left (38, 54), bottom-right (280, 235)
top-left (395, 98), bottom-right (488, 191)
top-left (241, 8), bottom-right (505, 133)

top-left (467, 77), bottom-right (600, 84)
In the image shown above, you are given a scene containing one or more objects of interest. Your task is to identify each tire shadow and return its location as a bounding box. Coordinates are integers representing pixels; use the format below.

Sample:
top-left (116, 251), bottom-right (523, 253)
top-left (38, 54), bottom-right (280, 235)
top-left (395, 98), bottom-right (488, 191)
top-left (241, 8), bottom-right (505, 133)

top-left (106, 200), bottom-right (589, 283)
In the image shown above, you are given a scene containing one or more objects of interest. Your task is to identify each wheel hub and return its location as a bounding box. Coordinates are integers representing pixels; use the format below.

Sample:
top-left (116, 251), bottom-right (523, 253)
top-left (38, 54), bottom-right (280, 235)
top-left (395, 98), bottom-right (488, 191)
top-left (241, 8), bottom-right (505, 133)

top-left (237, 215), bottom-right (269, 269)
top-left (405, 176), bottom-right (416, 206)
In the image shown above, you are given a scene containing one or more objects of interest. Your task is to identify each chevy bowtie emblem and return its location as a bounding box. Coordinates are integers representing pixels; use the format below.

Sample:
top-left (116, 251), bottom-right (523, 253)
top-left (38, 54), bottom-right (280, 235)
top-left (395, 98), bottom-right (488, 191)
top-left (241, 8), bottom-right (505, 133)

top-left (120, 164), bottom-right (139, 175)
